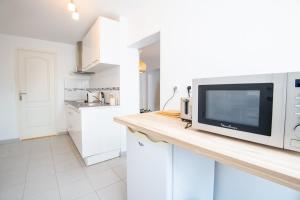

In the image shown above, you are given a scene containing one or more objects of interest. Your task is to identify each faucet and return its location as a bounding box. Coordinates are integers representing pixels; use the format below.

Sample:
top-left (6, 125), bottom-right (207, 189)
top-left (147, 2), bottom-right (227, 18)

top-left (86, 89), bottom-right (104, 104)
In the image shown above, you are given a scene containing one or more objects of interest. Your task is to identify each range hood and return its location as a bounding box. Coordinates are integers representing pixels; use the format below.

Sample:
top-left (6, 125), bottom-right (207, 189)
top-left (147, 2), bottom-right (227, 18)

top-left (74, 41), bottom-right (95, 75)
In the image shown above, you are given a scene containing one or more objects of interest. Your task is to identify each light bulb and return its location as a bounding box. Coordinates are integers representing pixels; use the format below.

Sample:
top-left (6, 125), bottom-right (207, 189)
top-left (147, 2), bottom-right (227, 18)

top-left (72, 11), bottom-right (79, 20)
top-left (68, 1), bottom-right (76, 12)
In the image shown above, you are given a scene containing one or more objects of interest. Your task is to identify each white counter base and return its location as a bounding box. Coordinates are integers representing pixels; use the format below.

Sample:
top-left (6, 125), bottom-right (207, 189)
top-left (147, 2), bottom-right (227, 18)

top-left (83, 149), bottom-right (121, 166)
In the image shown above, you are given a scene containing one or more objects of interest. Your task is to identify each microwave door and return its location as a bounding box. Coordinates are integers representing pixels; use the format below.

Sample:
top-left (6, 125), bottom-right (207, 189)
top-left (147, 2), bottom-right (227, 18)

top-left (198, 83), bottom-right (274, 136)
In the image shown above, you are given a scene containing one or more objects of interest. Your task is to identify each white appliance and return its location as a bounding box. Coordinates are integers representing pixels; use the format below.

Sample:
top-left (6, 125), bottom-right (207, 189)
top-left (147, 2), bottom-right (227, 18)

top-left (192, 72), bottom-right (300, 152)
top-left (126, 129), bottom-right (172, 200)
top-left (180, 97), bottom-right (192, 121)
top-left (126, 129), bottom-right (216, 200)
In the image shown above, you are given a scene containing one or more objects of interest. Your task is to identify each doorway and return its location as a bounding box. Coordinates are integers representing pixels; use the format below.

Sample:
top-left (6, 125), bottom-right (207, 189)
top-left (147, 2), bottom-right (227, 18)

top-left (139, 40), bottom-right (160, 113)
top-left (17, 49), bottom-right (56, 140)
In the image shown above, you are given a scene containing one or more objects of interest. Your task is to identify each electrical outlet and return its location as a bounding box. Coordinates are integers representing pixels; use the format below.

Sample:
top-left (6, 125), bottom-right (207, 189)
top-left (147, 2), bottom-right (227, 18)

top-left (173, 86), bottom-right (178, 93)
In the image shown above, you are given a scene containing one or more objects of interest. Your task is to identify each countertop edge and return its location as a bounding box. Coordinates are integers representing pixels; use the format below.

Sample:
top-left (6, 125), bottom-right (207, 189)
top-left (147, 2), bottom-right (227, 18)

top-left (113, 114), bottom-right (300, 191)
top-left (65, 101), bottom-right (120, 110)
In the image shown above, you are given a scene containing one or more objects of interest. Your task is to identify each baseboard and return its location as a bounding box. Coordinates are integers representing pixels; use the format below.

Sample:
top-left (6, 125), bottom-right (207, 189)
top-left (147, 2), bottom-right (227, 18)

top-left (19, 130), bottom-right (68, 140)
top-left (0, 138), bottom-right (20, 145)
top-left (20, 132), bottom-right (59, 140)
top-left (57, 131), bottom-right (68, 135)
top-left (120, 151), bottom-right (127, 157)
top-left (83, 149), bottom-right (121, 166)
top-left (2, 131), bottom-right (67, 144)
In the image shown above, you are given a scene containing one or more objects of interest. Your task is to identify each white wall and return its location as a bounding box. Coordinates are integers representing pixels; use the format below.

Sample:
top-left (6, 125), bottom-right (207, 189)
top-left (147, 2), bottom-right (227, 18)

top-left (126, 0), bottom-right (164, 45)
top-left (90, 66), bottom-right (120, 88)
top-left (127, 0), bottom-right (300, 109)
top-left (160, 0), bottom-right (300, 109)
top-left (126, 0), bottom-right (300, 197)
top-left (119, 17), bottom-right (140, 151)
top-left (0, 34), bottom-right (77, 140)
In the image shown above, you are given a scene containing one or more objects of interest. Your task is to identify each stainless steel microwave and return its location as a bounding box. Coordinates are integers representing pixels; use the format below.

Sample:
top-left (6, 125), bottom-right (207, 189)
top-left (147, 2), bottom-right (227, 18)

top-left (192, 72), bottom-right (300, 152)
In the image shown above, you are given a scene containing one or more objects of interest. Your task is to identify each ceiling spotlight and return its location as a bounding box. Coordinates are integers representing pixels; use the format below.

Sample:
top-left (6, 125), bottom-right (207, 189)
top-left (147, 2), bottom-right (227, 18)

top-left (68, 0), bottom-right (76, 12)
top-left (72, 9), bottom-right (80, 20)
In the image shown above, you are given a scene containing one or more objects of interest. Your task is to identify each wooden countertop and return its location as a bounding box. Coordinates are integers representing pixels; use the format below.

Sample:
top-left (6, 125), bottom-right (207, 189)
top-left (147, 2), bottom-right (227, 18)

top-left (114, 112), bottom-right (300, 191)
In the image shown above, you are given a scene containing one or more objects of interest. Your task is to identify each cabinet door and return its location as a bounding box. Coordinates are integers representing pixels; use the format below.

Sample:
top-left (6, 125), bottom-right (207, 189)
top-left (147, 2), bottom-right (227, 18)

top-left (67, 107), bottom-right (76, 140)
top-left (65, 106), bottom-right (72, 132)
top-left (127, 130), bottom-right (172, 200)
top-left (99, 17), bottom-right (120, 65)
top-left (82, 19), bottom-right (100, 69)
top-left (71, 109), bottom-right (82, 155)
top-left (66, 106), bottom-right (82, 155)
top-left (82, 34), bottom-right (90, 70)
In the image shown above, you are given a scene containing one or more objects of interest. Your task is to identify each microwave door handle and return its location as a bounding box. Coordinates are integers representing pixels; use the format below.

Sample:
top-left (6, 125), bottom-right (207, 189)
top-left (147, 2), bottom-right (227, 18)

top-left (185, 101), bottom-right (189, 114)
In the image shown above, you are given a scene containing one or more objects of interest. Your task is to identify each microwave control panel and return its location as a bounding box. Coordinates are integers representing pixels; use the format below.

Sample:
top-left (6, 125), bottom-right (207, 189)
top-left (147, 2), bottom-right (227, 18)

top-left (284, 72), bottom-right (300, 152)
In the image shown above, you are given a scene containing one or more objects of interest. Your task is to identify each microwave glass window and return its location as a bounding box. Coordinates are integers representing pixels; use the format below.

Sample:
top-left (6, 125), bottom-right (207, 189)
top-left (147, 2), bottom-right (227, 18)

top-left (206, 90), bottom-right (260, 127)
top-left (198, 83), bottom-right (273, 136)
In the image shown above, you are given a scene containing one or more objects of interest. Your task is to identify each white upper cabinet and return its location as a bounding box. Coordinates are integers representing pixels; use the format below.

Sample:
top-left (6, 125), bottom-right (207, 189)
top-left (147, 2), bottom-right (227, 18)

top-left (82, 17), bottom-right (120, 71)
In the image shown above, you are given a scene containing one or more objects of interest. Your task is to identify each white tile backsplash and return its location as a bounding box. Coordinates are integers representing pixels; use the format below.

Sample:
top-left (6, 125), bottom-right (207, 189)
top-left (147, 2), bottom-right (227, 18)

top-left (64, 79), bottom-right (89, 89)
top-left (64, 79), bottom-right (90, 101)
top-left (64, 78), bottom-right (120, 104)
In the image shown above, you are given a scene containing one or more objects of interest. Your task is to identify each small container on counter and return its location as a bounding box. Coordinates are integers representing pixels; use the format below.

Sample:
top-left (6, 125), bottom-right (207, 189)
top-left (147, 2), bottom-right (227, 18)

top-left (109, 93), bottom-right (116, 106)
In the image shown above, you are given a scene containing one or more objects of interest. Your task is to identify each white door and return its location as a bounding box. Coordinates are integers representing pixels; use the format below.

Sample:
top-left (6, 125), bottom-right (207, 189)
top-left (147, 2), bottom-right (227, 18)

top-left (17, 50), bottom-right (55, 140)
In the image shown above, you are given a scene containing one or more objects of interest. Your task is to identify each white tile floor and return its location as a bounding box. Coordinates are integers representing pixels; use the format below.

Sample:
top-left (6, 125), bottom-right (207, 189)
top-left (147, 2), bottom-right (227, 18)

top-left (0, 135), bottom-right (127, 200)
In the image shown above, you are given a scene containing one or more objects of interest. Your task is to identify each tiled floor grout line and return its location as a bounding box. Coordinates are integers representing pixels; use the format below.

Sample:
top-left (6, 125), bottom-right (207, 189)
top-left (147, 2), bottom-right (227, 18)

top-left (81, 158), bottom-right (103, 200)
top-left (1, 136), bottom-right (127, 200)
top-left (80, 157), bottom-right (123, 200)
top-left (49, 137), bottom-right (63, 200)
top-left (98, 161), bottom-right (126, 199)
top-left (20, 141), bottom-right (33, 200)
top-left (111, 165), bottom-right (124, 180)
top-left (68, 137), bottom-right (104, 200)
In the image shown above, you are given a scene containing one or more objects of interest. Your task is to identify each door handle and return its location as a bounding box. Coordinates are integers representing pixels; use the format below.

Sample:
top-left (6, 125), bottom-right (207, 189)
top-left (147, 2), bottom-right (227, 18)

top-left (128, 127), bottom-right (167, 144)
top-left (19, 92), bottom-right (27, 101)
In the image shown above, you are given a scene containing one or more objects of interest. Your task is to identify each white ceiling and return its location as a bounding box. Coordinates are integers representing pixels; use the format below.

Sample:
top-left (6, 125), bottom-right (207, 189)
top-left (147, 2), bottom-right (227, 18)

top-left (0, 0), bottom-right (143, 44)
top-left (140, 41), bottom-right (160, 70)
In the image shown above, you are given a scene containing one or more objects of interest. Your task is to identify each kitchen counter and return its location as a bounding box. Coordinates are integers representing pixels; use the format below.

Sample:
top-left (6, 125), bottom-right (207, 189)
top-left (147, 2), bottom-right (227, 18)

top-left (114, 112), bottom-right (300, 191)
top-left (65, 100), bottom-right (118, 109)
top-left (65, 100), bottom-right (122, 166)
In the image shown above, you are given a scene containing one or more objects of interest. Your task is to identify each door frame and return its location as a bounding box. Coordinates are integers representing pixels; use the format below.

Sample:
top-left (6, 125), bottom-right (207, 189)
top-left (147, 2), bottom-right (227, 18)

top-left (15, 49), bottom-right (57, 140)
top-left (131, 32), bottom-right (161, 111)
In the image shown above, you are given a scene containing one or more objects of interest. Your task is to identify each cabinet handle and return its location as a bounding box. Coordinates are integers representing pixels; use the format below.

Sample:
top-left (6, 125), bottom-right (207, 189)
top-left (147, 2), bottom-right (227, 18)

top-left (138, 141), bottom-right (144, 146)
top-left (128, 127), bottom-right (167, 144)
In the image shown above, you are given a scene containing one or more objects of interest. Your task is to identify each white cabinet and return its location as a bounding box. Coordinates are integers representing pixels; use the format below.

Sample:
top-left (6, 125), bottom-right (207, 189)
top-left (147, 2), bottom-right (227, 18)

top-left (126, 129), bottom-right (172, 200)
top-left (65, 105), bottom-right (82, 154)
top-left (82, 16), bottom-right (120, 71)
top-left (172, 146), bottom-right (215, 200)
top-left (126, 129), bottom-right (216, 200)
top-left (65, 104), bottom-right (122, 165)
